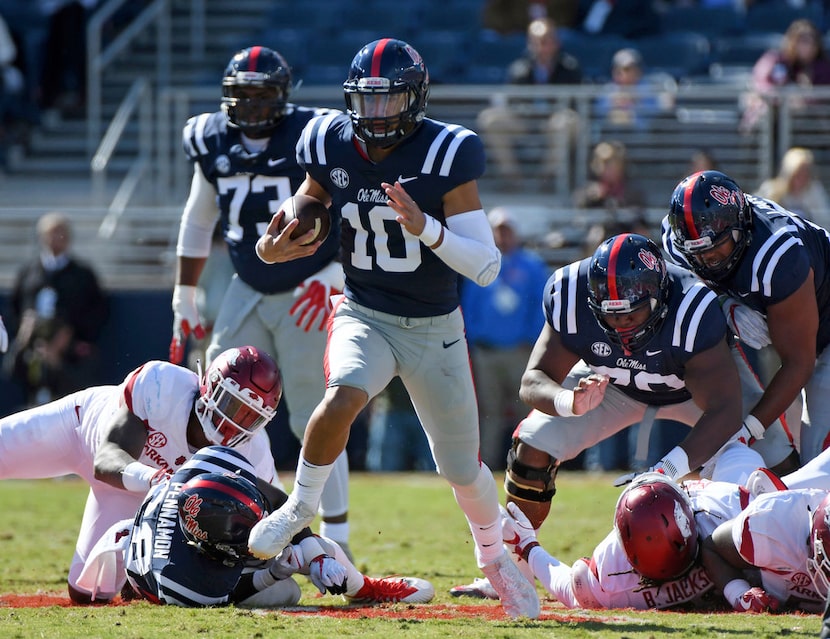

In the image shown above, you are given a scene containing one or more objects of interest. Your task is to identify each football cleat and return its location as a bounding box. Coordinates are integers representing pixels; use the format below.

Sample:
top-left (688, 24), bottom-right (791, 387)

top-left (347, 576), bottom-right (435, 604)
top-left (745, 467), bottom-right (788, 497)
top-left (481, 552), bottom-right (540, 619)
top-left (248, 498), bottom-right (316, 559)
top-left (449, 577), bottom-right (499, 600)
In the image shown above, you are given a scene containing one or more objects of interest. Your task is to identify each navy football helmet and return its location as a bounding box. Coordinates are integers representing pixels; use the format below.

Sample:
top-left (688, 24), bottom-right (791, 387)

top-left (195, 346), bottom-right (282, 448)
top-left (587, 233), bottom-right (670, 353)
top-left (178, 472), bottom-right (267, 564)
top-left (222, 46), bottom-right (292, 137)
top-left (667, 170), bottom-right (752, 281)
top-left (615, 473), bottom-right (698, 583)
top-left (343, 38), bottom-right (429, 148)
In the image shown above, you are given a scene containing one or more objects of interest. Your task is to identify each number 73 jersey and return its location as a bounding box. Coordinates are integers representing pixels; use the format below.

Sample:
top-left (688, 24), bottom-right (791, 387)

top-left (296, 113), bottom-right (486, 317)
top-left (546, 260), bottom-right (727, 405)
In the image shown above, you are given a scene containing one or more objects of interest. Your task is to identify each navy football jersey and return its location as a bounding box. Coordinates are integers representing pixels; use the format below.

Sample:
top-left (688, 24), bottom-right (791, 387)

top-left (182, 108), bottom-right (340, 294)
top-left (662, 195), bottom-right (830, 354)
top-left (546, 260), bottom-right (725, 405)
top-left (124, 447), bottom-right (260, 606)
top-left (296, 113), bottom-right (486, 317)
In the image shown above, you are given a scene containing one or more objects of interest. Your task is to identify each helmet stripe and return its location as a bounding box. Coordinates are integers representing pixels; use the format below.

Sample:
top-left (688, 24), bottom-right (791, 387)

top-left (189, 477), bottom-right (264, 519)
top-left (248, 45), bottom-right (261, 71)
top-left (607, 234), bottom-right (628, 300)
top-left (683, 173), bottom-right (701, 240)
top-left (371, 38), bottom-right (391, 76)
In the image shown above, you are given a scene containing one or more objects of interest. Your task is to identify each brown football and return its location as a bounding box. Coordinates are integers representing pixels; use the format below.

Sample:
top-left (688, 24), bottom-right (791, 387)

top-left (280, 195), bottom-right (332, 245)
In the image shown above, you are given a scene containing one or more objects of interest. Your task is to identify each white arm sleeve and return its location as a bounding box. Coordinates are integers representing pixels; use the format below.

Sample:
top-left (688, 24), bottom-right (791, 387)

top-left (176, 163), bottom-right (220, 258)
top-left (428, 209), bottom-right (501, 287)
top-left (527, 546), bottom-right (579, 608)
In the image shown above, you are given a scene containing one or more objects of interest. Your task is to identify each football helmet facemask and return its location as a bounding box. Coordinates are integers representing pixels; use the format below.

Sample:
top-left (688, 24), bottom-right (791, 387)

top-left (614, 473), bottom-right (698, 583)
top-left (178, 472), bottom-right (267, 565)
top-left (807, 492), bottom-right (830, 598)
top-left (343, 38), bottom-right (429, 148)
top-left (195, 346), bottom-right (282, 448)
top-left (587, 233), bottom-right (670, 354)
top-left (668, 170), bottom-right (752, 281)
top-left (222, 46), bottom-right (292, 137)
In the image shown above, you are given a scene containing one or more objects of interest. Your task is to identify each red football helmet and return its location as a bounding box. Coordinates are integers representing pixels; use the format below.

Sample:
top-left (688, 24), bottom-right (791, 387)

top-left (195, 346), bottom-right (282, 447)
top-left (614, 474), bottom-right (698, 582)
top-left (807, 493), bottom-right (830, 597)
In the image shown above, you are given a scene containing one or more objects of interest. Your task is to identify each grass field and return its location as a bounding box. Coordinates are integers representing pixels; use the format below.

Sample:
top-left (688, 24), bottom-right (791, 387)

top-left (0, 470), bottom-right (823, 638)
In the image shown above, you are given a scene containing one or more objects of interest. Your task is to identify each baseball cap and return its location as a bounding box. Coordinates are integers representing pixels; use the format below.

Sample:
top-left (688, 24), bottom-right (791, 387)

top-left (488, 207), bottom-right (517, 230)
top-left (612, 48), bottom-right (642, 70)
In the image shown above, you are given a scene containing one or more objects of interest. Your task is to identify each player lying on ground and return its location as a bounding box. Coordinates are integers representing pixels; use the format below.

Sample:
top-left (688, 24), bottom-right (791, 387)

top-left (77, 445), bottom-right (434, 607)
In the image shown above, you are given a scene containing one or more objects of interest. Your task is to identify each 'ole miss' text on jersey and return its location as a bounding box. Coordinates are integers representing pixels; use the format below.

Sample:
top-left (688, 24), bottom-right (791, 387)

top-left (296, 113), bottom-right (485, 317)
top-left (183, 108), bottom-right (340, 294)
top-left (547, 261), bottom-right (725, 405)
top-left (662, 195), bottom-right (830, 355)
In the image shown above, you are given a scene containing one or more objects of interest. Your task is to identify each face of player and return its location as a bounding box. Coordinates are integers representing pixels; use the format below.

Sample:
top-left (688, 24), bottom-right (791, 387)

top-left (601, 304), bottom-right (652, 333)
top-left (692, 233), bottom-right (737, 273)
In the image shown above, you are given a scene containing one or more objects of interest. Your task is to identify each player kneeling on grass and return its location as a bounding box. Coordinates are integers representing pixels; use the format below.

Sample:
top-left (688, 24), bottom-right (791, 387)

top-left (77, 446), bottom-right (434, 607)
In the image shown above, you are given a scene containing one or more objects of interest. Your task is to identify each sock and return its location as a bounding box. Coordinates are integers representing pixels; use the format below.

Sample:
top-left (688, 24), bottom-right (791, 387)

top-left (319, 521), bottom-right (349, 545)
top-left (293, 454), bottom-right (334, 507)
top-left (452, 463), bottom-right (503, 567)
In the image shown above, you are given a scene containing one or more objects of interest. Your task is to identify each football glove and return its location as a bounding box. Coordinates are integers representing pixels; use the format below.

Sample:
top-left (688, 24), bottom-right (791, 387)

top-left (289, 262), bottom-right (344, 333)
top-left (501, 503), bottom-right (540, 561)
top-left (169, 284), bottom-right (205, 364)
top-left (733, 587), bottom-right (780, 613)
top-left (308, 554), bottom-right (348, 595)
top-left (0, 314), bottom-right (7, 353)
top-left (268, 544), bottom-right (303, 581)
top-left (720, 295), bottom-right (771, 350)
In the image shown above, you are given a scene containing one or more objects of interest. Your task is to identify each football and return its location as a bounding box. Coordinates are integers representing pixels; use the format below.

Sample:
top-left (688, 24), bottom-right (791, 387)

top-left (280, 194), bottom-right (332, 245)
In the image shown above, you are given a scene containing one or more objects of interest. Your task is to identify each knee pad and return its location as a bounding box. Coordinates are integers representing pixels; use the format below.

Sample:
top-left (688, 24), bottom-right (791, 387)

top-left (504, 440), bottom-right (558, 503)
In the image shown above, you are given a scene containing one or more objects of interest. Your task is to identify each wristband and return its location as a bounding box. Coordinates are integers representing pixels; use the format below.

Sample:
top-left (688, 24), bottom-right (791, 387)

top-left (521, 541), bottom-right (540, 563)
top-left (658, 446), bottom-right (691, 479)
top-left (419, 214), bottom-right (443, 247)
top-left (121, 462), bottom-right (157, 492)
top-left (723, 578), bottom-right (752, 607)
top-left (553, 390), bottom-right (575, 417)
top-left (742, 414), bottom-right (765, 440)
top-left (298, 535), bottom-right (326, 563)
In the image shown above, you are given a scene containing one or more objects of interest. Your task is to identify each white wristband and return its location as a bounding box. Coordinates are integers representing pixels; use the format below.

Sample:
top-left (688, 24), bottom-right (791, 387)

top-left (659, 446), bottom-right (691, 479)
top-left (553, 390), bottom-right (575, 417)
top-left (121, 462), bottom-right (156, 492)
top-left (298, 535), bottom-right (326, 562)
top-left (723, 578), bottom-right (752, 608)
top-left (742, 414), bottom-right (765, 440)
top-left (419, 214), bottom-right (443, 247)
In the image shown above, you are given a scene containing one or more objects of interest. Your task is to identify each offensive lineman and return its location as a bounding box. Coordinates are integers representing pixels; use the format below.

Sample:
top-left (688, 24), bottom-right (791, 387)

top-left (250, 38), bottom-right (540, 619)
top-left (169, 46), bottom-right (352, 553)
top-left (0, 345), bottom-right (282, 603)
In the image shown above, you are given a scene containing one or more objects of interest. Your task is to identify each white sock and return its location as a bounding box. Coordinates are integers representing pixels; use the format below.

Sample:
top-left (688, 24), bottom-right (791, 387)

top-left (452, 463), bottom-right (503, 567)
top-left (292, 454), bottom-right (334, 507)
top-left (319, 521), bottom-right (349, 545)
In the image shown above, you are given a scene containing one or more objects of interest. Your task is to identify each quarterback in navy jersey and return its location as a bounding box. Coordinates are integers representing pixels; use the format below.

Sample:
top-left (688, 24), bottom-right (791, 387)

top-left (504, 234), bottom-right (791, 534)
top-left (170, 46), bottom-right (352, 555)
top-left (252, 38), bottom-right (540, 619)
top-left (664, 170), bottom-right (830, 463)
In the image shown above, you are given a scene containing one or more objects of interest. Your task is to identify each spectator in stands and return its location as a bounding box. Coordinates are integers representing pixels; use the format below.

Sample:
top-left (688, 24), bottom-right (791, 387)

top-left (573, 140), bottom-right (647, 218)
top-left (4, 212), bottom-right (109, 408)
top-left (366, 377), bottom-right (432, 472)
top-left (577, 0), bottom-right (660, 39)
top-left (481, 0), bottom-right (580, 35)
top-left (740, 18), bottom-right (830, 134)
top-left (594, 48), bottom-right (672, 135)
top-left (0, 12), bottom-right (26, 173)
top-left (756, 146), bottom-right (830, 229)
top-left (460, 208), bottom-right (550, 470)
top-left (476, 17), bottom-right (583, 191)
top-left (688, 148), bottom-right (717, 175)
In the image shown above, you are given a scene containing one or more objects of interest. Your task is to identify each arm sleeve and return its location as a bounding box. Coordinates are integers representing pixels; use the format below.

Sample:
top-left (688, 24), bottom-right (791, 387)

top-left (527, 546), bottom-right (579, 608)
top-left (176, 163), bottom-right (220, 258)
top-left (430, 209), bottom-right (501, 286)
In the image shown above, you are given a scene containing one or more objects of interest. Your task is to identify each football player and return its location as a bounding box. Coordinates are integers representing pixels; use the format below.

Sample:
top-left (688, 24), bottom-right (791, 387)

top-left (252, 38), bottom-right (539, 619)
top-left (76, 446), bottom-right (434, 607)
top-left (169, 46), bottom-right (352, 554)
top-left (502, 233), bottom-right (794, 531)
top-left (0, 344), bottom-right (281, 604)
top-left (663, 170), bottom-right (830, 464)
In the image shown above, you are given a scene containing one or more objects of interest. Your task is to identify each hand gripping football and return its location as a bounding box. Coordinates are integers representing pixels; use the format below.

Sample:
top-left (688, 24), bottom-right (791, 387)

top-left (280, 195), bottom-right (332, 245)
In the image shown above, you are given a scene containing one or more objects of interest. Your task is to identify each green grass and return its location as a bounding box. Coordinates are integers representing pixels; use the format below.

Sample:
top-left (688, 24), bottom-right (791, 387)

top-left (0, 471), bottom-right (823, 638)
